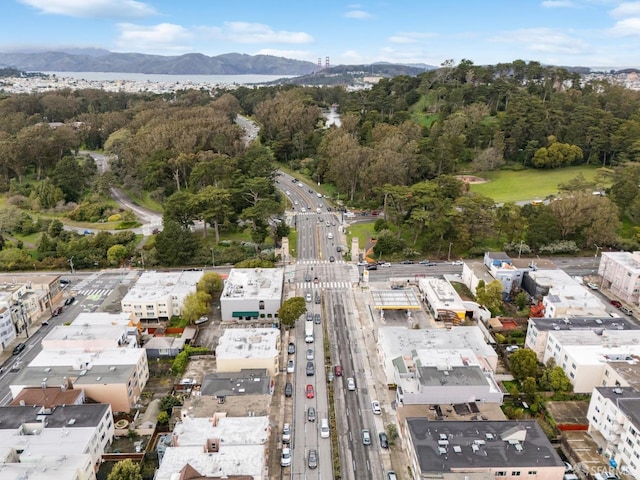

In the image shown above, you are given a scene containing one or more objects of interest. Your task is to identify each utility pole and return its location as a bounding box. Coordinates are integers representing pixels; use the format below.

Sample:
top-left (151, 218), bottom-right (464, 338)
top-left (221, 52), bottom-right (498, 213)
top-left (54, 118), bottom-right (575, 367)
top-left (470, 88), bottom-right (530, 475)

top-left (211, 248), bottom-right (215, 267)
top-left (69, 256), bottom-right (75, 274)
top-left (448, 242), bottom-right (453, 262)
top-left (594, 244), bottom-right (602, 258)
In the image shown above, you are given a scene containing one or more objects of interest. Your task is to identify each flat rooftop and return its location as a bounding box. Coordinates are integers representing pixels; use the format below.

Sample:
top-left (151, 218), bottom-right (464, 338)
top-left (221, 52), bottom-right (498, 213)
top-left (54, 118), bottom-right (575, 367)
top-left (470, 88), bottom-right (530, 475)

top-left (10, 386), bottom-right (84, 408)
top-left (602, 251), bottom-right (640, 272)
top-left (71, 311), bottom-right (135, 326)
top-left (155, 445), bottom-right (263, 480)
top-left (529, 316), bottom-right (640, 332)
top-left (172, 416), bottom-right (269, 447)
top-left (29, 346), bottom-right (145, 367)
top-left (181, 394), bottom-right (271, 418)
top-left (419, 365), bottom-right (490, 387)
top-left (370, 288), bottom-right (422, 310)
top-left (13, 363), bottom-right (135, 388)
top-left (0, 454), bottom-right (93, 480)
top-left (608, 357), bottom-right (640, 389)
top-left (0, 404), bottom-right (110, 429)
top-left (418, 278), bottom-right (466, 311)
top-left (201, 369), bottom-right (272, 396)
top-left (398, 403), bottom-right (506, 423)
top-left (222, 268), bottom-right (283, 301)
top-left (406, 419), bottom-right (564, 472)
top-left (216, 328), bottom-right (279, 360)
top-left (122, 270), bottom-right (204, 302)
top-left (43, 324), bottom-right (128, 342)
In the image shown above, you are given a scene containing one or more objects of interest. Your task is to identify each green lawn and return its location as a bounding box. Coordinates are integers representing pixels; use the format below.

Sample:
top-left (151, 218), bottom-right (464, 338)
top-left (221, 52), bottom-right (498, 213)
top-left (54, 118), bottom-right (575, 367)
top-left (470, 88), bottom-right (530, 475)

top-left (288, 229), bottom-right (298, 257)
top-left (346, 222), bottom-right (376, 252)
top-left (122, 189), bottom-right (163, 212)
top-left (469, 166), bottom-right (606, 203)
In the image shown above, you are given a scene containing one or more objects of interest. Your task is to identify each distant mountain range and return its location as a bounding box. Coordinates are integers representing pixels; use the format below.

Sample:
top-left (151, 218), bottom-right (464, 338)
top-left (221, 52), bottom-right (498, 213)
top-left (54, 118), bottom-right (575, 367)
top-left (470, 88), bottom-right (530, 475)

top-left (0, 49), bottom-right (318, 75)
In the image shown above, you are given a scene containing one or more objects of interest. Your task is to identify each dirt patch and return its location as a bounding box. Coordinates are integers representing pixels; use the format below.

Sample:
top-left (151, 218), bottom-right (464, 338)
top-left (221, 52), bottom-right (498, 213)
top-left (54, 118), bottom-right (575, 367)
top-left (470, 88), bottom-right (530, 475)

top-left (455, 175), bottom-right (489, 184)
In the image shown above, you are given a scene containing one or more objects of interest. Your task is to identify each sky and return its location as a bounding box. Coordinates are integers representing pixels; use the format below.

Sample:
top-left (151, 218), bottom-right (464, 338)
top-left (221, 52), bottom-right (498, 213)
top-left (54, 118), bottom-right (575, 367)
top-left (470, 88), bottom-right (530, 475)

top-left (2, 0), bottom-right (640, 68)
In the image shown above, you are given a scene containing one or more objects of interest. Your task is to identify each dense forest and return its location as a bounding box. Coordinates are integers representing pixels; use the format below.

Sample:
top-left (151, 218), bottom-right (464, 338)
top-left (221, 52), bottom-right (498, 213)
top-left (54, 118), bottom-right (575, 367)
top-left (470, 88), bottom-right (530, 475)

top-left (1, 59), bottom-right (640, 270)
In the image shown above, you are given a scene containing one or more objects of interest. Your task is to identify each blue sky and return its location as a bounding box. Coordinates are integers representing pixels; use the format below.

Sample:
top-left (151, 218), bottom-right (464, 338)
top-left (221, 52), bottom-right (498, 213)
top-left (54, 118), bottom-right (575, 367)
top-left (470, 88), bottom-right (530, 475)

top-left (2, 0), bottom-right (640, 67)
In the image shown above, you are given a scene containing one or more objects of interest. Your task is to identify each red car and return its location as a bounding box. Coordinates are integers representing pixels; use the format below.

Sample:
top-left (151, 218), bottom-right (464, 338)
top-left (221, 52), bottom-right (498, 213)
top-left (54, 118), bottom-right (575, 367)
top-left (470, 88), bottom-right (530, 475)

top-left (611, 300), bottom-right (623, 309)
top-left (334, 365), bottom-right (343, 377)
top-left (306, 384), bottom-right (314, 399)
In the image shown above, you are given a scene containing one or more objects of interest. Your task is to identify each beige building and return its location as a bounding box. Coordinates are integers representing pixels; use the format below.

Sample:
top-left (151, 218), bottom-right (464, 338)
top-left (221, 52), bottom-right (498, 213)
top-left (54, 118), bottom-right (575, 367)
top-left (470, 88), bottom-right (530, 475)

top-left (11, 348), bottom-right (149, 412)
top-left (599, 251), bottom-right (640, 305)
top-left (121, 270), bottom-right (204, 320)
top-left (216, 328), bottom-right (280, 376)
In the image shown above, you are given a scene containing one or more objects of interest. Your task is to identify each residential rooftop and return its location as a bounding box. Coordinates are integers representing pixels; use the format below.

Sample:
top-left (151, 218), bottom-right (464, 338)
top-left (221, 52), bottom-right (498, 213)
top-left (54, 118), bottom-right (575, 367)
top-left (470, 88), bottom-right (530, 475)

top-left (419, 365), bottom-right (491, 387)
top-left (405, 419), bottom-right (564, 472)
top-left (10, 386), bottom-right (84, 408)
top-left (607, 357), bottom-right (640, 390)
top-left (222, 268), bottom-right (283, 301)
top-left (529, 316), bottom-right (640, 332)
top-left (172, 416), bottom-right (269, 447)
top-left (121, 270), bottom-right (204, 302)
top-left (71, 311), bottom-right (136, 326)
top-left (602, 251), bottom-right (640, 272)
top-left (0, 454), bottom-right (93, 480)
top-left (13, 363), bottom-right (136, 389)
top-left (201, 369), bottom-right (272, 396)
top-left (0, 404), bottom-right (110, 430)
top-left (216, 328), bottom-right (279, 360)
top-left (29, 346), bottom-right (145, 368)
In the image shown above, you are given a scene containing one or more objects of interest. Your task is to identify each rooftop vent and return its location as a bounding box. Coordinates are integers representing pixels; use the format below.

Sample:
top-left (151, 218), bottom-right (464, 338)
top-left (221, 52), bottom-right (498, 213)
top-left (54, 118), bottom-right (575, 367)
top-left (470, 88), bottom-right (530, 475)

top-left (613, 388), bottom-right (624, 395)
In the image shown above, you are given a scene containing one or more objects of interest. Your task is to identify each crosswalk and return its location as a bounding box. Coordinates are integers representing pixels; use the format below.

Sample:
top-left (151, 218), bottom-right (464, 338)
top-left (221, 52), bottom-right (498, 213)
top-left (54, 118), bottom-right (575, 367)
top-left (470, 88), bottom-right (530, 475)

top-left (77, 288), bottom-right (113, 298)
top-left (295, 281), bottom-right (352, 290)
top-left (297, 259), bottom-right (347, 265)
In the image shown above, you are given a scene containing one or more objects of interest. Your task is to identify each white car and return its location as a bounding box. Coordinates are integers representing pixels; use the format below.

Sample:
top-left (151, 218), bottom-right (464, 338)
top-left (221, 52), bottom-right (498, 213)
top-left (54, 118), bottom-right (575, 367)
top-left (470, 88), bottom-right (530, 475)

top-left (317, 193), bottom-right (322, 198)
top-left (344, 211), bottom-right (356, 218)
top-left (301, 207), bottom-right (306, 213)
top-left (505, 345), bottom-right (520, 353)
top-left (306, 348), bottom-right (314, 360)
top-left (286, 190), bottom-right (291, 195)
top-left (371, 400), bottom-right (382, 415)
top-left (357, 261), bottom-right (368, 266)
top-left (587, 282), bottom-right (599, 290)
top-left (347, 377), bottom-right (356, 391)
top-left (287, 360), bottom-right (295, 373)
top-left (452, 260), bottom-right (464, 266)
top-left (282, 423), bottom-right (291, 444)
top-left (320, 418), bottom-right (330, 438)
top-left (294, 200), bottom-right (299, 205)
top-left (380, 262), bottom-right (391, 267)
top-left (281, 447), bottom-right (292, 467)
top-left (297, 182), bottom-right (303, 187)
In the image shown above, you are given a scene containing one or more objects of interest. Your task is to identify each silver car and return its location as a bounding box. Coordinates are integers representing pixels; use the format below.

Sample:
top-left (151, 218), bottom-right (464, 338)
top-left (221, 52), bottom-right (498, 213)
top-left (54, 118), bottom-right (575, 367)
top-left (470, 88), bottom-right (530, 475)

top-left (308, 448), bottom-right (318, 469)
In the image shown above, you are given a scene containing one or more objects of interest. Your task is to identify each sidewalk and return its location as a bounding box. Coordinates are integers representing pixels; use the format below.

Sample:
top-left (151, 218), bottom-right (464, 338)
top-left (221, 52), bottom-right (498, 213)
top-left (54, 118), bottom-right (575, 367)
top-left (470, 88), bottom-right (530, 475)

top-left (0, 302), bottom-right (57, 368)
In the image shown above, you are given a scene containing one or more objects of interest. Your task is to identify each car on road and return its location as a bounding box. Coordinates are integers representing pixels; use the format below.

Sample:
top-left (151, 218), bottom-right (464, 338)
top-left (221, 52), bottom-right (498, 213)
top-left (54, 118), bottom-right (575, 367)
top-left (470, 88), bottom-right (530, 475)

top-left (327, 232), bottom-right (333, 239)
top-left (301, 207), bottom-right (306, 213)
top-left (347, 377), bottom-right (356, 391)
top-left (305, 273), bottom-right (312, 282)
top-left (379, 432), bottom-right (389, 448)
top-left (285, 190), bottom-right (291, 195)
top-left (288, 343), bottom-right (295, 355)
top-left (59, 279), bottom-right (70, 285)
top-left (280, 447), bottom-right (292, 467)
top-left (306, 361), bottom-right (315, 376)
top-left (307, 406), bottom-right (316, 422)
top-left (452, 260), bottom-right (464, 266)
top-left (401, 260), bottom-right (416, 264)
top-left (320, 418), bottom-right (330, 438)
top-left (297, 182), bottom-right (303, 187)
top-left (64, 296), bottom-right (75, 306)
top-left (195, 316), bottom-right (208, 325)
top-left (334, 365), bottom-right (343, 376)
top-left (52, 306), bottom-right (63, 316)
top-left (308, 448), bottom-right (318, 469)
top-left (357, 261), bottom-right (369, 266)
top-left (418, 259), bottom-right (431, 264)
top-left (621, 306), bottom-right (634, 316)
top-left (587, 282), bottom-right (599, 290)
top-left (387, 472), bottom-right (398, 480)
top-left (12, 343), bottom-right (26, 355)
top-left (282, 423), bottom-right (291, 444)
top-left (285, 382), bottom-right (292, 397)
top-left (287, 360), bottom-right (295, 373)
top-left (611, 300), bottom-right (623, 308)
top-left (306, 348), bottom-right (314, 360)
top-left (305, 292), bottom-right (312, 302)
top-left (313, 277), bottom-right (319, 284)
top-left (371, 400), bottom-right (382, 415)
top-left (306, 384), bottom-right (314, 398)
top-left (366, 264), bottom-right (377, 270)
top-left (314, 313), bottom-right (321, 324)
top-left (379, 262), bottom-right (391, 267)
top-left (424, 261), bottom-right (437, 266)
top-left (361, 429), bottom-right (371, 445)
top-left (306, 311), bottom-right (313, 321)
top-left (315, 293), bottom-right (321, 304)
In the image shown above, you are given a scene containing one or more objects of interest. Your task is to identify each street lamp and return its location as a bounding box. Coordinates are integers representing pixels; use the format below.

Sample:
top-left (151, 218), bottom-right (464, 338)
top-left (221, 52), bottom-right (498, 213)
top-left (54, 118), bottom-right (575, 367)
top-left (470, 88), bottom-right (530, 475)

top-left (447, 242), bottom-right (453, 262)
top-left (211, 248), bottom-right (215, 267)
top-left (594, 243), bottom-right (602, 258)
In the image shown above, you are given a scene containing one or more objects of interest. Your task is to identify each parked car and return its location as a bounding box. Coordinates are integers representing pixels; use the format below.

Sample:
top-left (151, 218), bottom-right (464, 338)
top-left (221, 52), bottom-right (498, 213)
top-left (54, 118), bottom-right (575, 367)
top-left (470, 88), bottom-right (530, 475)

top-left (287, 360), bottom-right (295, 373)
top-left (365, 264), bottom-right (377, 270)
top-left (64, 296), bottom-right (75, 306)
top-left (357, 261), bottom-right (369, 266)
top-left (307, 448), bottom-right (318, 469)
top-left (306, 384), bottom-right (314, 398)
top-left (334, 365), bottom-right (343, 376)
top-left (195, 316), bottom-right (208, 325)
top-left (52, 306), bottom-right (63, 316)
top-left (281, 447), bottom-right (292, 467)
top-left (621, 306), bottom-right (634, 316)
top-left (282, 423), bottom-right (291, 443)
top-left (288, 343), bottom-right (295, 355)
top-left (387, 472), bottom-right (398, 480)
top-left (587, 282), bottom-right (599, 290)
top-left (611, 300), bottom-right (623, 308)
top-left (401, 260), bottom-right (416, 264)
top-left (379, 262), bottom-right (391, 267)
top-left (379, 432), bottom-right (389, 448)
top-left (285, 382), bottom-right (293, 397)
top-left (361, 429), bottom-right (371, 445)
top-left (418, 259), bottom-right (431, 264)
top-left (371, 400), bottom-right (382, 415)
top-left (505, 345), bottom-right (520, 353)
top-left (12, 343), bottom-right (26, 355)
top-left (452, 260), bottom-right (464, 266)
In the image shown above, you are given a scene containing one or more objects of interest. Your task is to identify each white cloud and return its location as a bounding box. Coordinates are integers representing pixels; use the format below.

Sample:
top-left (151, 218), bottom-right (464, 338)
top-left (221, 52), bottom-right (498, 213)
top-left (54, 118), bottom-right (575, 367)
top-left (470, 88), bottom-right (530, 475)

top-left (490, 28), bottom-right (589, 55)
top-left (609, 17), bottom-right (640, 35)
top-left (388, 32), bottom-right (437, 44)
top-left (199, 22), bottom-right (313, 44)
top-left (18, 0), bottom-right (156, 18)
top-left (345, 8), bottom-right (372, 19)
top-left (541, 0), bottom-right (576, 7)
top-left (115, 23), bottom-right (192, 53)
top-left (610, 2), bottom-right (640, 18)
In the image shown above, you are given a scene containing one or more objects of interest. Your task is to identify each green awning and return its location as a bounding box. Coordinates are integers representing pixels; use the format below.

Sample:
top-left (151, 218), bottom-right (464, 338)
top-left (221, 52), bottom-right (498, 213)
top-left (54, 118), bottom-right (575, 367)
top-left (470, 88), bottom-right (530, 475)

top-left (232, 311), bottom-right (259, 317)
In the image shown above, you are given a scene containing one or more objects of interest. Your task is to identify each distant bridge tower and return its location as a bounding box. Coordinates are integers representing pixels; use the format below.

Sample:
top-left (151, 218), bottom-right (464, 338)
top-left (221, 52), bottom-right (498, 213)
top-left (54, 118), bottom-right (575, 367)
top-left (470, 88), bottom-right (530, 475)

top-left (318, 58), bottom-right (322, 71)
top-left (325, 56), bottom-right (330, 69)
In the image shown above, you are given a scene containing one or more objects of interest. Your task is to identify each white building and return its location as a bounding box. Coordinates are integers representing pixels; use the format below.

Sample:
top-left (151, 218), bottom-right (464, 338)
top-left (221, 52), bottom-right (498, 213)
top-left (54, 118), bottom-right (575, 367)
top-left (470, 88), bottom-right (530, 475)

top-left (220, 268), bottom-right (284, 322)
top-left (542, 330), bottom-right (640, 393)
top-left (587, 387), bottom-right (640, 479)
top-left (525, 269), bottom-right (609, 318)
top-left (377, 326), bottom-right (498, 384)
top-left (599, 251), bottom-right (640, 306)
top-left (155, 414), bottom-right (268, 480)
top-left (0, 403), bottom-right (113, 476)
top-left (525, 316), bottom-right (640, 361)
top-left (216, 328), bottom-right (280, 377)
top-left (121, 270), bottom-right (204, 320)
top-left (417, 277), bottom-right (467, 321)
top-left (42, 324), bottom-right (136, 351)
